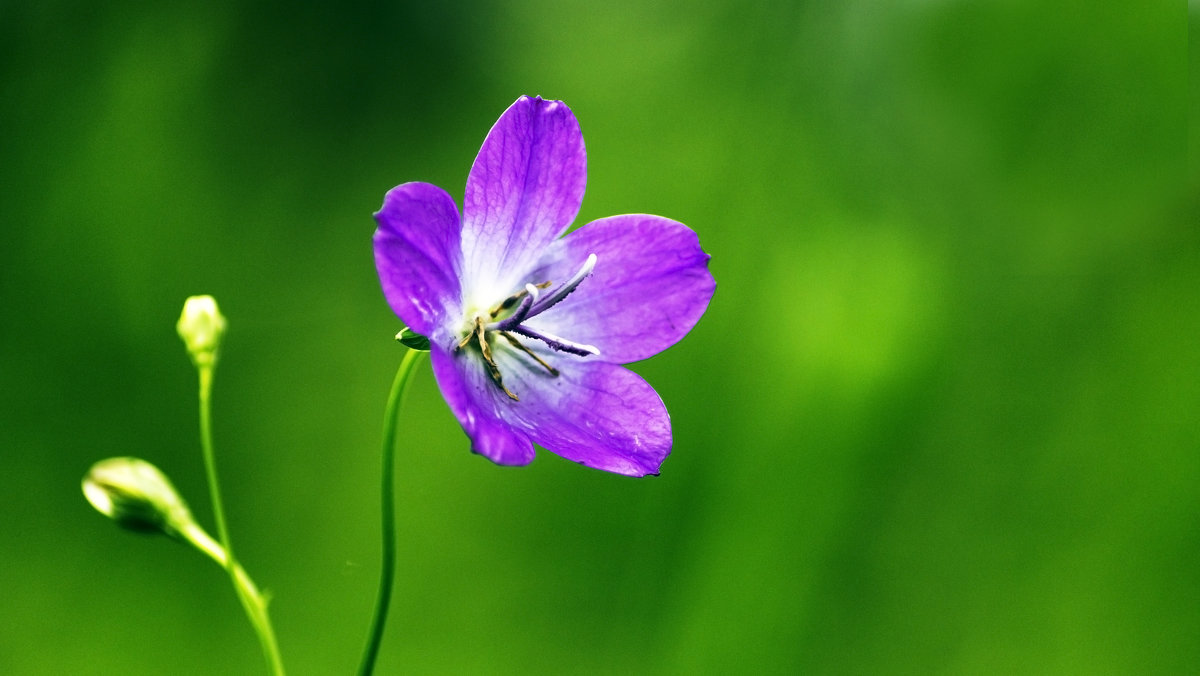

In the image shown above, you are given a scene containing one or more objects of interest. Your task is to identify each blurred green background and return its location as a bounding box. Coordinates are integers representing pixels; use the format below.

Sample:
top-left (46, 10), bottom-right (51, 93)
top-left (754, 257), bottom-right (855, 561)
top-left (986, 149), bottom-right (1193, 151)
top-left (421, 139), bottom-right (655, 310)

top-left (1, 1), bottom-right (1194, 673)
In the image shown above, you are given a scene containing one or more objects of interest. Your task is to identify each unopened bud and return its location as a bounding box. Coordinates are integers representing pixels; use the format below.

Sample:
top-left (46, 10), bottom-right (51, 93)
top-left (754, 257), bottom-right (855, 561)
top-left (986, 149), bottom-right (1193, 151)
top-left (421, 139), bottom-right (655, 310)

top-left (177, 295), bottom-right (226, 368)
top-left (82, 457), bottom-right (195, 538)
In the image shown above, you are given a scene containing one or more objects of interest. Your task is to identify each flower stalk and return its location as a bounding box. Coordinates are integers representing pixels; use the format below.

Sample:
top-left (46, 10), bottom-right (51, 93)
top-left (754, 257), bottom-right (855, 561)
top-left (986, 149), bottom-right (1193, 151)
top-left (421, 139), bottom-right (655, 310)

top-left (358, 347), bottom-right (427, 676)
top-left (194, 362), bottom-right (285, 676)
top-left (179, 295), bottom-right (284, 676)
top-left (176, 516), bottom-right (282, 676)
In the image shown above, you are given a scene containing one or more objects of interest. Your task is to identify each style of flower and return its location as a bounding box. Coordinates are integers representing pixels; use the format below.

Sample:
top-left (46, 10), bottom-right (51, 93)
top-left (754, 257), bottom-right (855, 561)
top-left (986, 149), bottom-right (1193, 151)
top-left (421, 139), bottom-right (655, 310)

top-left (373, 95), bottom-right (715, 476)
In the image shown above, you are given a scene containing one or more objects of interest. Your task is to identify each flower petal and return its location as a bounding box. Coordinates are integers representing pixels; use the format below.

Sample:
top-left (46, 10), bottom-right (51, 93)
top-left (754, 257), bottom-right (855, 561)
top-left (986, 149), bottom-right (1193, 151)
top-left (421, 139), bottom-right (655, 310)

top-left (501, 351), bottom-right (672, 477)
top-left (373, 182), bottom-right (464, 339)
top-left (460, 96), bottom-right (587, 306)
top-left (432, 340), bottom-right (671, 476)
top-left (524, 214), bottom-right (715, 364)
top-left (430, 346), bottom-right (535, 466)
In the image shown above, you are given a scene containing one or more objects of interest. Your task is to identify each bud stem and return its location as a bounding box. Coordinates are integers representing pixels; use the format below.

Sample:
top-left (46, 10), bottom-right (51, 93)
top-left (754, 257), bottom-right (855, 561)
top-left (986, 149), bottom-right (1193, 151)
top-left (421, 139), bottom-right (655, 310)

top-left (196, 363), bottom-right (285, 676)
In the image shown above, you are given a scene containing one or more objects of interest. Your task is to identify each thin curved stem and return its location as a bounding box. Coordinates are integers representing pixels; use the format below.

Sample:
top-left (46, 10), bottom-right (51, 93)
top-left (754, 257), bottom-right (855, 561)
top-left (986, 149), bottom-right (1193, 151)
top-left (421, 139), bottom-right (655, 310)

top-left (180, 523), bottom-right (282, 669)
top-left (358, 348), bottom-right (427, 676)
top-left (197, 365), bottom-right (285, 676)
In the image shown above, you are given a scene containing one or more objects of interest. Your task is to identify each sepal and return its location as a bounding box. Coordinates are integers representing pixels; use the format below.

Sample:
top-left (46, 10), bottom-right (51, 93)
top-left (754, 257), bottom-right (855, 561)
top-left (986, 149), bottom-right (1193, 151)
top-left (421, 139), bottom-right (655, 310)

top-left (395, 326), bottom-right (431, 351)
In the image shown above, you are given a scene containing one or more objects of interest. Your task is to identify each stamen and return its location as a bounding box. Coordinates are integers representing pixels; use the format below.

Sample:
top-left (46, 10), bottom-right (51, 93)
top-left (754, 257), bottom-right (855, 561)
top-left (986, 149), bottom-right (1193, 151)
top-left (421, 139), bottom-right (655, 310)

top-left (500, 331), bottom-right (559, 376)
top-left (527, 253), bottom-right (597, 317)
top-left (455, 329), bottom-right (474, 351)
top-left (475, 318), bottom-right (518, 400)
top-left (490, 281), bottom-right (552, 318)
top-left (512, 326), bottom-right (600, 357)
top-left (457, 317), bottom-right (518, 400)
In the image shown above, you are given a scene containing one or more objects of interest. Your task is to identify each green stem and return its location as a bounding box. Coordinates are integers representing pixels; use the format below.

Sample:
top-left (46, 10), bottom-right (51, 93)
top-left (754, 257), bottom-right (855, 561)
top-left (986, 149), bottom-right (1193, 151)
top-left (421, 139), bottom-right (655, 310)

top-left (197, 365), bottom-right (286, 676)
top-left (181, 522), bottom-right (281, 663)
top-left (358, 349), bottom-right (427, 676)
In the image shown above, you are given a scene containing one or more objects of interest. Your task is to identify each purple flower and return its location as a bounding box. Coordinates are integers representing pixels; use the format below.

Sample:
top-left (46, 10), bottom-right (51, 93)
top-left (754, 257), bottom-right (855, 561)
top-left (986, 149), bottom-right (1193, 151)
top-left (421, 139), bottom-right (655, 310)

top-left (373, 96), bottom-right (715, 477)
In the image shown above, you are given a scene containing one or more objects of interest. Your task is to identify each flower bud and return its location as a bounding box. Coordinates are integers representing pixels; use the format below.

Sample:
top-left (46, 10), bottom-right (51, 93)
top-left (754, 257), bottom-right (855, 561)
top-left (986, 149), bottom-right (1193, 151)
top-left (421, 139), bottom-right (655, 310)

top-left (82, 457), bottom-right (196, 538)
top-left (177, 295), bottom-right (227, 368)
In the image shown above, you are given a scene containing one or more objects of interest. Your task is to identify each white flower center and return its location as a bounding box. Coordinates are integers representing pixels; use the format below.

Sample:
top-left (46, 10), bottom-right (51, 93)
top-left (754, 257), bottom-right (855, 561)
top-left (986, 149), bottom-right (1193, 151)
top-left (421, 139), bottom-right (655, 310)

top-left (455, 254), bottom-right (599, 400)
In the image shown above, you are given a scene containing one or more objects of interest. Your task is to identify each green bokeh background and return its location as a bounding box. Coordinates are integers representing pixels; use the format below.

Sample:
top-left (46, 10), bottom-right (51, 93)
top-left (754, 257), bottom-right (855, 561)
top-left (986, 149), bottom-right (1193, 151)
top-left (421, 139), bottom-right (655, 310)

top-left (2, 1), bottom-right (1194, 673)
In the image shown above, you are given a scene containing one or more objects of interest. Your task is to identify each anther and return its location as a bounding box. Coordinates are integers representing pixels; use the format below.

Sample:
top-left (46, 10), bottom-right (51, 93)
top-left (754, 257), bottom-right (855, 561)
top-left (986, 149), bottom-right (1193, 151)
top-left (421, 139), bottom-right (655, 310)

top-left (456, 317), bottom-right (518, 400)
top-left (455, 328), bottom-right (474, 351)
top-left (475, 318), bottom-right (518, 400)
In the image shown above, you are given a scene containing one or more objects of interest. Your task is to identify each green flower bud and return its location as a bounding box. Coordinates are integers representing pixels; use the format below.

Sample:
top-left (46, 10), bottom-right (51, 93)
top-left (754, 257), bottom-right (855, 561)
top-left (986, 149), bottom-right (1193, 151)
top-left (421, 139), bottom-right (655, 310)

top-left (82, 457), bottom-right (196, 538)
top-left (177, 295), bottom-right (226, 368)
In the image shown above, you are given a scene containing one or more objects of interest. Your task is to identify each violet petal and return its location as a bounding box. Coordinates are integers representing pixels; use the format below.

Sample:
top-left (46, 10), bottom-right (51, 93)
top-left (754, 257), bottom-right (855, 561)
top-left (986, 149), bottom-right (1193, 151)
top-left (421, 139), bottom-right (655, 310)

top-left (460, 96), bottom-right (587, 303)
top-left (436, 340), bottom-right (669, 476)
top-left (499, 349), bottom-right (671, 477)
top-left (373, 182), bottom-right (464, 340)
top-left (430, 346), bottom-right (536, 466)
top-left (524, 214), bottom-right (715, 364)
top-left (433, 338), bottom-right (670, 476)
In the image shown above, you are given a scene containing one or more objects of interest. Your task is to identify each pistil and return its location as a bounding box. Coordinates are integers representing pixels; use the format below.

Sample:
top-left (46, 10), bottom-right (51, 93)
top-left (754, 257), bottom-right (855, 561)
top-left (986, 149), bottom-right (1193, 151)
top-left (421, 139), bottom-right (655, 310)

top-left (526, 253), bottom-right (597, 318)
top-left (510, 326), bottom-right (599, 356)
top-left (488, 254), bottom-right (597, 332)
top-left (489, 282), bottom-right (551, 320)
